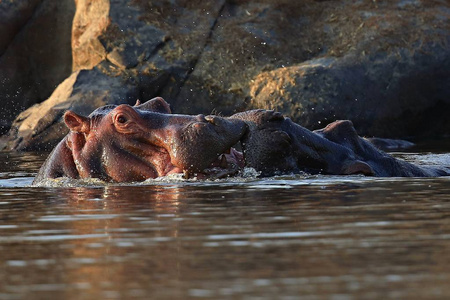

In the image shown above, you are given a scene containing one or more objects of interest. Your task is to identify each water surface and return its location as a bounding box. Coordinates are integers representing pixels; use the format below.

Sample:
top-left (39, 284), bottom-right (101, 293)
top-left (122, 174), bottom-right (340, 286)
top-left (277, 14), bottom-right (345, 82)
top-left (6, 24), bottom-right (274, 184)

top-left (0, 150), bottom-right (450, 299)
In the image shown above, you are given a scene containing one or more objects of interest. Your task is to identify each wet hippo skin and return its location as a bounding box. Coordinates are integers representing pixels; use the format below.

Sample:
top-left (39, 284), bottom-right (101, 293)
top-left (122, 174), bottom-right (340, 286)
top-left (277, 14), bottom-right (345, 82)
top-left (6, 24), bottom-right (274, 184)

top-left (314, 120), bottom-right (449, 177)
top-left (33, 97), bottom-right (248, 184)
top-left (230, 110), bottom-right (449, 177)
top-left (230, 110), bottom-right (375, 177)
top-left (34, 98), bottom-right (449, 184)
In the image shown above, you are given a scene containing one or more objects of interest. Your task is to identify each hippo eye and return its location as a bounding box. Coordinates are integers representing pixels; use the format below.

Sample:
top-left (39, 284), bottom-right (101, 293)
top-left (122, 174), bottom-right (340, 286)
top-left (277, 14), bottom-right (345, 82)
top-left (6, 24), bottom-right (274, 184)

top-left (117, 115), bottom-right (127, 124)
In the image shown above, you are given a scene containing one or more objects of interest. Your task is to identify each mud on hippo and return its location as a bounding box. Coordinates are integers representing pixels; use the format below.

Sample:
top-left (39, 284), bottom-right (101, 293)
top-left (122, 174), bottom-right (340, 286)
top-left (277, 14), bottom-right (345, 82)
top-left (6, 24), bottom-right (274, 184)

top-left (33, 97), bottom-right (449, 184)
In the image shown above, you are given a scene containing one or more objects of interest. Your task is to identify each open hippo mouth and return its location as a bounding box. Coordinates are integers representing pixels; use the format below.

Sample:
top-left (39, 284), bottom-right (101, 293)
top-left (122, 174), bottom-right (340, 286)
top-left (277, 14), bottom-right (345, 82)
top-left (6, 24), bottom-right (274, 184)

top-left (147, 114), bottom-right (247, 179)
top-left (183, 147), bottom-right (245, 179)
top-left (158, 114), bottom-right (248, 179)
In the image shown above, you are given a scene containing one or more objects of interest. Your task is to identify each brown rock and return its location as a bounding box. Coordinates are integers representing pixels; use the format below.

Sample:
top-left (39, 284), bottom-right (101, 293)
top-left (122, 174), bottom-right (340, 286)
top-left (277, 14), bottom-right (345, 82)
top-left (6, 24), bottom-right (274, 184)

top-left (71, 0), bottom-right (110, 71)
top-left (3, 0), bottom-right (450, 149)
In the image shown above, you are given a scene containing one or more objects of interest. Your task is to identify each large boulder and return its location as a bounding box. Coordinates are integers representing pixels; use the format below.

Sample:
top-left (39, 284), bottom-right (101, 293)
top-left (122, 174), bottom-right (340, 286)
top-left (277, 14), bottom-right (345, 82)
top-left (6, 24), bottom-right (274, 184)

top-left (3, 0), bottom-right (450, 150)
top-left (71, 0), bottom-right (227, 99)
top-left (247, 1), bottom-right (450, 138)
top-left (0, 0), bottom-right (75, 134)
top-left (250, 47), bottom-right (450, 137)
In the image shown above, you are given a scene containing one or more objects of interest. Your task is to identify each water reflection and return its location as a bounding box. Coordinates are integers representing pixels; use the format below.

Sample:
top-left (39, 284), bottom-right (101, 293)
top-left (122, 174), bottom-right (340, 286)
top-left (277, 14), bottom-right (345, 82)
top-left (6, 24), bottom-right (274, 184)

top-left (1, 152), bottom-right (450, 299)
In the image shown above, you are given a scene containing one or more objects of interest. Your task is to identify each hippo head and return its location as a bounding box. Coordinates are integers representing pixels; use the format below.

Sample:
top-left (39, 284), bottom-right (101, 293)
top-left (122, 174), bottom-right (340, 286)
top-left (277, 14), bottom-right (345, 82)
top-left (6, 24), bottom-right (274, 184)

top-left (63, 97), bottom-right (247, 181)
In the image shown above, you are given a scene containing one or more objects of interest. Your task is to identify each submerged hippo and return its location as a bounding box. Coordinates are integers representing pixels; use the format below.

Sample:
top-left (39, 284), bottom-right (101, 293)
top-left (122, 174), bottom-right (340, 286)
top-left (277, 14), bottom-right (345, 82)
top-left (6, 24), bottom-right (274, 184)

top-left (32, 97), bottom-right (247, 184)
top-left (229, 109), bottom-right (449, 177)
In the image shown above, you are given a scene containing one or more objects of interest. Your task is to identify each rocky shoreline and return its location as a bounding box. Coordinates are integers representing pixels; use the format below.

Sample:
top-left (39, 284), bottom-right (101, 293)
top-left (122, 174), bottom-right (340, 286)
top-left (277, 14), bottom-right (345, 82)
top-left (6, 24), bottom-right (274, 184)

top-left (1, 0), bottom-right (449, 151)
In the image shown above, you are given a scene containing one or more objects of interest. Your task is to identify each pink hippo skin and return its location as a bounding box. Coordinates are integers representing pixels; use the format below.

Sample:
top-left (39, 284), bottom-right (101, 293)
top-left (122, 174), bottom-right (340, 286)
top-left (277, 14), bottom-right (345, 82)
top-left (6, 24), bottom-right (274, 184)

top-left (32, 97), bottom-right (247, 184)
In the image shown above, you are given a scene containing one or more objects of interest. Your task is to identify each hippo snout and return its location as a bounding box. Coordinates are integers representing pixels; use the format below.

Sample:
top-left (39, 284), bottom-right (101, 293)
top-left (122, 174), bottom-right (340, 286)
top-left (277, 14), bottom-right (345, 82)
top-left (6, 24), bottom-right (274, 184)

top-left (168, 116), bottom-right (248, 174)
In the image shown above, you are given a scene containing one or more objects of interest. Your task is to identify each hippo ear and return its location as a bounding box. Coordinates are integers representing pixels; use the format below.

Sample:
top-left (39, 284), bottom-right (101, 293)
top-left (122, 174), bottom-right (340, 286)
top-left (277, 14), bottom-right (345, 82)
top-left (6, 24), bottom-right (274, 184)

top-left (343, 160), bottom-right (375, 176)
top-left (135, 97), bottom-right (171, 114)
top-left (64, 111), bottom-right (90, 133)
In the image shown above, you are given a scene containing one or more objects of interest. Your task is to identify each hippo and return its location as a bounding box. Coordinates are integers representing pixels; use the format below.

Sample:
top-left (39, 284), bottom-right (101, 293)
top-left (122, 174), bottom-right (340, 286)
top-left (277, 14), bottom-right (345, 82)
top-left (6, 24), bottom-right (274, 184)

top-left (32, 97), bottom-right (247, 184)
top-left (34, 97), bottom-right (449, 184)
top-left (229, 109), bottom-right (449, 177)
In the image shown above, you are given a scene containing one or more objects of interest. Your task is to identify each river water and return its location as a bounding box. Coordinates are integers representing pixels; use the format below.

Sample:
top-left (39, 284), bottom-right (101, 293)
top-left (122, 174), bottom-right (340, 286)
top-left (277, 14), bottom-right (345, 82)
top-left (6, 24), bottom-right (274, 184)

top-left (1, 149), bottom-right (450, 299)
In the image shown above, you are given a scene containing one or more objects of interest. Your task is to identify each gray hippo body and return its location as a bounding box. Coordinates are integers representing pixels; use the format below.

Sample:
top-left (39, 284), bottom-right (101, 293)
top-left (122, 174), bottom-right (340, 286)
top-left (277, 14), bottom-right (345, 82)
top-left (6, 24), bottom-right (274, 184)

top-left (230, 109), bottom-right (449, 177)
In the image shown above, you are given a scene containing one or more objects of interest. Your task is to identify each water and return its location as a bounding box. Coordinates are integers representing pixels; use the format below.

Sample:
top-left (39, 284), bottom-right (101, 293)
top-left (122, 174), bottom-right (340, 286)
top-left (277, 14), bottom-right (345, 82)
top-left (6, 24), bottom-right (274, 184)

top-left (1, 150), bottom-right (450, 299)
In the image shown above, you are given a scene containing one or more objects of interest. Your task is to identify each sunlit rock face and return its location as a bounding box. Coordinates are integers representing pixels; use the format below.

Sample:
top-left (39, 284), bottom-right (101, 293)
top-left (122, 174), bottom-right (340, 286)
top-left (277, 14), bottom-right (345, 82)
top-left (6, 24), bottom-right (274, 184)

top-left (3, 0), bottom-right (450, 150)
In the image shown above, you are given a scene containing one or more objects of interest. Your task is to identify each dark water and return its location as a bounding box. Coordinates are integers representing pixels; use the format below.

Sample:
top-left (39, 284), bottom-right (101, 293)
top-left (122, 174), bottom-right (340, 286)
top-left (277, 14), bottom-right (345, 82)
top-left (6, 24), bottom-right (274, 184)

top-left (1, 151), bottom-right (450, 299)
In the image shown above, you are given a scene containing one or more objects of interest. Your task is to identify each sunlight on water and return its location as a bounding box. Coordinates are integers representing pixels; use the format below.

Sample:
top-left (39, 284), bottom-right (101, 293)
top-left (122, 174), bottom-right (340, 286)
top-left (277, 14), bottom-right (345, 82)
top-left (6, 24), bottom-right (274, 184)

top-left (0, 176), bottom-right (34, 187)
top-left (24, 168), bottom-right (442, 190)
top-left (31, 177), bottom-right (110, 188)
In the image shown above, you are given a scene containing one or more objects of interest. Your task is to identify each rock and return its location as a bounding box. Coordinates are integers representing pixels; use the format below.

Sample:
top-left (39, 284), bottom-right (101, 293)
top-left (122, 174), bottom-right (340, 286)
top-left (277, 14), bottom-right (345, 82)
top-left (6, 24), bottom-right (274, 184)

top-left (70, 0), bottom-right (228, 107)
top-left (172, 1), bottom-right (318, 115)
top-left (246, 1), bottom-right (450, 138)
top-left (250, 46), bottom-right (450, 137)
top-left (6, 67), bottom-right (139, 151)
top-left (3, 0), bottom-right (450, 149)
top-left (244, 1), bottom-right (450, 137)
top-left (0, 0), bottom-right (75, 134)
top-left (154, 0), bottom-right (450, 136)
top-left (71, 0), bottom-right (110, 71)
top-left (73, 1), bottom-right (168, 71)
